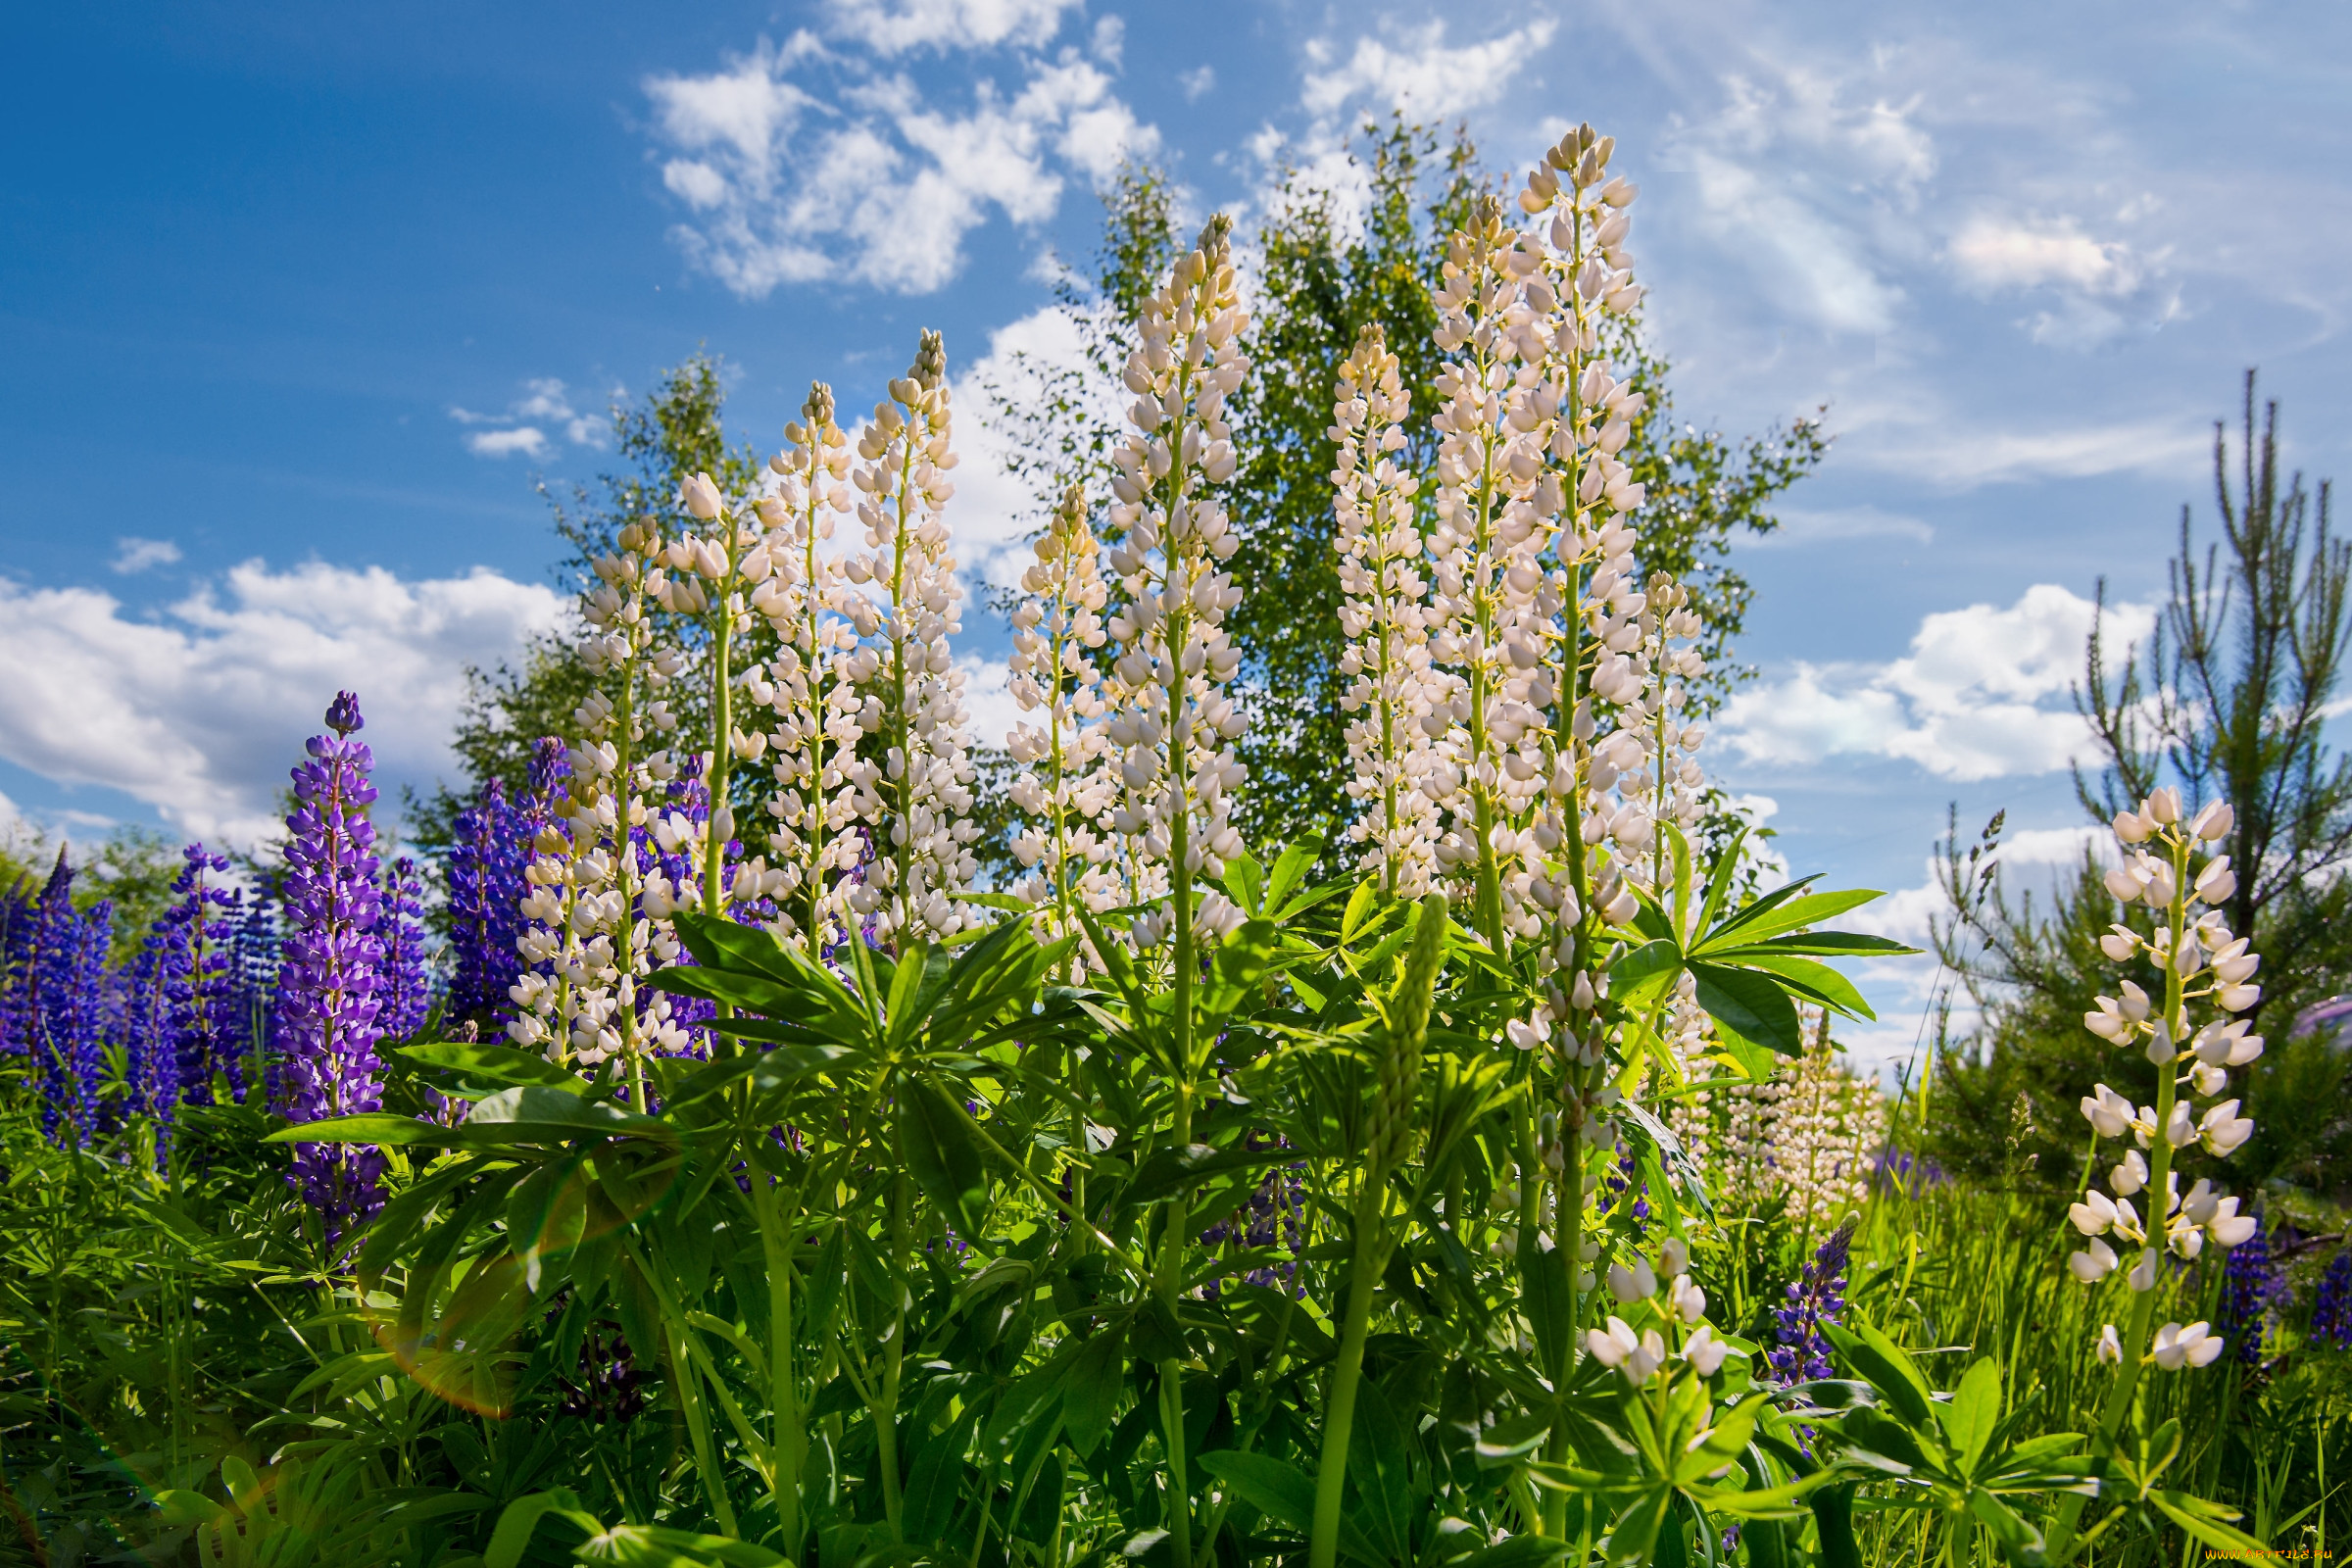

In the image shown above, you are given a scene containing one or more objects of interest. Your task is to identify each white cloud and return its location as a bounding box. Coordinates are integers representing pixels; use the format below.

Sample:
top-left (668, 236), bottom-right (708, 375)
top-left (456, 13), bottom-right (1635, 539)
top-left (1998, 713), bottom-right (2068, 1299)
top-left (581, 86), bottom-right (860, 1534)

top-left (452, 378), bottom-right (605, 458)
top-left (957, 652), bottom-right (1023, 755)
top-left (954, 303), bottom-right (1110, 588)
top-left (1300, 20), bottom-right (1558, 121)
top-left (1179, 65), bottom-right (1215, 102)
top-left (1661, 63), bottom-right (1933, 336)
top-left (1720, 583), bottom-right (2157, 781)
top-left (112, 536), bottom-right (182, 574)
top-left (0, 562), bottom-right (568, 846)
top-left (830, 0), bottom-right (1082, 56)
top-left (1950, 214), bottom-right (2137, 295)
top-left (645, 25), bottom-right (1155, 298)
top-left (466, 426), bottom-right (550, 460)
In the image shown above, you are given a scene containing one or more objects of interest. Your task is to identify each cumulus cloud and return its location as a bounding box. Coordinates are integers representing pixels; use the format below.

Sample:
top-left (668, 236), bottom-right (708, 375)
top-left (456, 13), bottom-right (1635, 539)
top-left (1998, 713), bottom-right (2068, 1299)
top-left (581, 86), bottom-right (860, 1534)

top-left (1720, 583), bottom-right (2157, 781)
top-left (452, 378), bottom-right (607, 459)
top-left (112, 536), bottom-right (182, 574)
top-left (1950, 213), bottom-right (2138, 295)
top-left (956, 652), bottom-right (1023, 756)
top-left (1300, 20), bottom-right (1558, 121)
top-left (0, 562), bottom-right (568, 845)
top-left (645, 22), bottom-right (1155, 298)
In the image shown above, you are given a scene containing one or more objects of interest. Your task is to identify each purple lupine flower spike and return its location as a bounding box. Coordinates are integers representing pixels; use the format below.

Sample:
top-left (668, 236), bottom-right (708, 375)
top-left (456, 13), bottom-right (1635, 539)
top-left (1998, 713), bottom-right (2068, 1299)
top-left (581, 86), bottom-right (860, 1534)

top-left (447, 778), bottom-right (516, 1023)
top-left (232, 892), bottom-right (277, 1105)
top-left (1768, 1218), bottom-right (1854, 1386)
top-left (278, 691), bottom-right (389, 1243)
top-left (57, 896), bottom-right (113, 1148)
top-left (2313, 1253), bottom-right (2352, 1350)
top-left (2218, 1215), bottom-right (2280, 1367)
top-left (377, 855), bottom-right (432, 1040)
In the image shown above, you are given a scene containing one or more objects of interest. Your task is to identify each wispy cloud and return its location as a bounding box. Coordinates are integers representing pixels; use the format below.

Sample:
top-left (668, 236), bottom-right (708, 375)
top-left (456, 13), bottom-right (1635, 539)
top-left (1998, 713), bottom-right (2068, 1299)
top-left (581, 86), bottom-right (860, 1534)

top-left (1299, 20), bottom-right (1559, 121)
top-left (645, 15), bottom-right (1154, 298)
top-left (450, 377), bottom-right (607, 460)
top-left (111, 536), bottom-right (182, 574)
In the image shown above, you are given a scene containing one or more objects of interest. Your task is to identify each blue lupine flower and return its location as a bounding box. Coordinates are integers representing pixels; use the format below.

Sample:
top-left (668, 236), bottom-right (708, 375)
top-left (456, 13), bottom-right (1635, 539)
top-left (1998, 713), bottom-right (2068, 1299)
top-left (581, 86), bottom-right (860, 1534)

top-left (232, 892), bottom-right (277, 1105)
top-left (2312, 1253), bottom-right (2352, 1350)
top-left (56, 895), bottom-right (114, 1148)
top-left (2218, 1214), bottom-right (2280, 1367)
top-left (277, 691), bottom-right (389, 1242)
top-left (447, 778), bottom-right (522, 1024)
top-left (1769, 1218), bottom-right (1854, 1386)
top-left (377, 855), bottom-right (432, 1042)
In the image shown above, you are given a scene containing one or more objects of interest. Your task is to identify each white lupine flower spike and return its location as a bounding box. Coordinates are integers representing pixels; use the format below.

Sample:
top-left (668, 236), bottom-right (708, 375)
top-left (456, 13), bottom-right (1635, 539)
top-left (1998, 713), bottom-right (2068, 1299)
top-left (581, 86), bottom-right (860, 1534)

top-left (2063, 792), bottom-right (2260, 1400)
top-left (845, 331), bottom-right (980, 948)
top-left (1006, 483), bottom-right (1120, 971)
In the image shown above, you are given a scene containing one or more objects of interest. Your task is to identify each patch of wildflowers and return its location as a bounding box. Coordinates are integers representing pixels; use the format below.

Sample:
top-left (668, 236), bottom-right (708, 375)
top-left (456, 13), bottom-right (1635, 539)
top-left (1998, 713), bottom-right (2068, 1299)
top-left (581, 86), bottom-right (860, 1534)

top-left (2311, 1252), bottom-right (2352, 1350)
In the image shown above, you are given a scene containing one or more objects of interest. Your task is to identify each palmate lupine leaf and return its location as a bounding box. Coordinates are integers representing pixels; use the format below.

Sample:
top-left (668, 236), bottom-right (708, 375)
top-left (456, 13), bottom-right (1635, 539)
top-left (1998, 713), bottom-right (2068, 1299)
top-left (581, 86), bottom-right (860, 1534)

top-left (1608, 823), bottom-right (1915, 1062)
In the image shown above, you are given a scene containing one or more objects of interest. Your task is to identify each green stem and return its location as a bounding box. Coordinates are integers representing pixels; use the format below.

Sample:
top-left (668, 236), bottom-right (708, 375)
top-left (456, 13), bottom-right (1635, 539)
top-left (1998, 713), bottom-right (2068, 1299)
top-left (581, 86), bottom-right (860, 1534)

top-left (1308, 1180), bottom-right (1390, 1568)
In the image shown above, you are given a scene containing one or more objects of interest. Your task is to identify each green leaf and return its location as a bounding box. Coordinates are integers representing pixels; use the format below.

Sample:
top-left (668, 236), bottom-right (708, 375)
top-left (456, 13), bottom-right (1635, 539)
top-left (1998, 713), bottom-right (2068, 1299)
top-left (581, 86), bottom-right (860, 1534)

top-left (264, 1112), bottom-right (462, 1147)
top-left (2145, 1492), bottom-right (2263, 1553)
top-left (461, 1087), bottom-right (675, 1147)
top-left (896, 1074), bottom-right (992, 1244)
top-left (1941, 1357), bottom-right (2002, 1476)
top-left (1700, 886), bottom-right (1880, 949)
top-left (1705, 954), bottom-right (1876, 1020)
top-left (1194, 1450), bottom-right (1315, 1533)
top-left (1127, 1142), bottom-right (1298, 1208)
top-left (1062, 1326), bottom-right (1127, 1457)
top-left (396, 1041), bottom-right (587, 1091)
top-left (1821, 1321), bottom-right (1934, 1429)
top-left (1449, 1537), bottom-right (1571, 1568)
top-left (1964, 1490), bottom-right (2045, 1565)
top-left (1690, 962), bottom-right (1804, 1058)
top-left (1608, 938), bottom-right (1685, 1008)
top-left (484, 1489), bottom-right (603, 1568)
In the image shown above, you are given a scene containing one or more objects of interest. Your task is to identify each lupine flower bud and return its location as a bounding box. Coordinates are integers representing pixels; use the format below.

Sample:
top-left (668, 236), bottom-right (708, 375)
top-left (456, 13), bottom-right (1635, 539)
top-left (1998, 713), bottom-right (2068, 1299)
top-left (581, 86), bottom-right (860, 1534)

top-left (2191, 801), bottom-right (2233, 842)
top-left (2096, 1324), bottom-right (2124, 1363)
top-left (1684, 1325), bottom-right (1729, 1377)
top-left (681, 472), bottom-right (723, 519)
top-left (2145, 787), bottom-right (2181, 825)
top-left (1606, 1257), bottom-right (1657, 1302)
top-left (2113, 808), bottom-right (2150, 843)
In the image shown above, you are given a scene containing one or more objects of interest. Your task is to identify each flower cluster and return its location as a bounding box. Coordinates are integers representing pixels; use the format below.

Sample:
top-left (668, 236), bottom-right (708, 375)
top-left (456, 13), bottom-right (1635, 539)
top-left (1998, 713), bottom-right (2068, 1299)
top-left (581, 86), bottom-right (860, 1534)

top-left (447, 769), bottom-right (540, 1024)
top-left (2215, 1212), bottom-right (2280, 1367)
top-left (513, 505), bottom-right (699, 1070)
top-left (1768, 1219), bottom-right (1853, 1386)
top-left (2312, 1252), bottom-right (2352, 1350)
top-left (1102, 215), bottom-right (1250, 953)
top-left (378, 856), bottom-right (431, 1041)
top-left (1006, 483), bottom-right (1118, 962)
top-left (1589, 1236), bottom-right (1734, 1385)
top-left (753, 381), bottom-right (865, 951)
top-left (276, 692), bottom-right (389, 1239)
top-left (1332, 323), bottom-right (1445, 896)
top-left (2, 852), bottom-right (110, 1146)
top-left (2067, 790), bottom-right (2261, 1374)
top-left (841, 331), bottom-right (980, 946)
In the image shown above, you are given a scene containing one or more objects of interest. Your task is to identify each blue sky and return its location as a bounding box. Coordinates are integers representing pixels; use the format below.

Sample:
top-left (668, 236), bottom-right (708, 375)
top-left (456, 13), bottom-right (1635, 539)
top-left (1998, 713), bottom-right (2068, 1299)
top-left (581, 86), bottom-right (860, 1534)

top-left (4, 0), bottom-right (2350, 1057)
